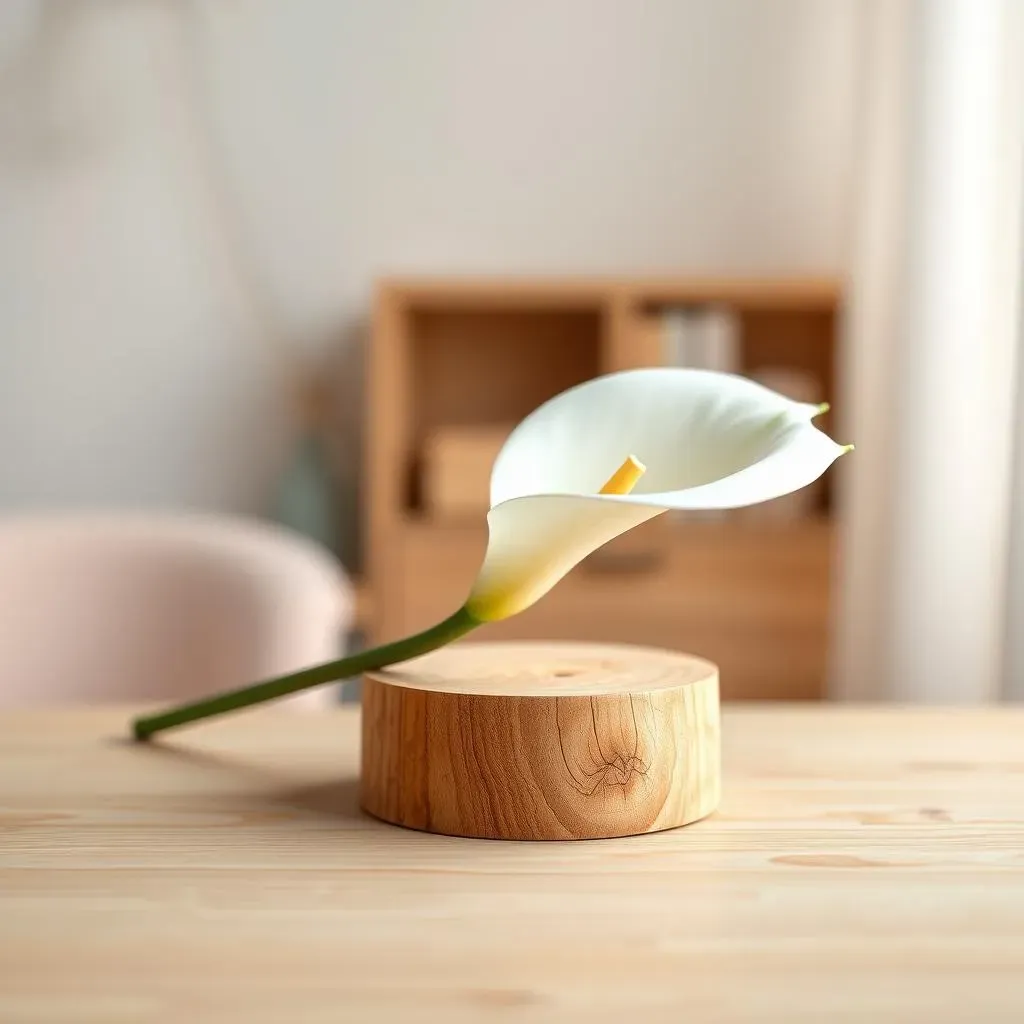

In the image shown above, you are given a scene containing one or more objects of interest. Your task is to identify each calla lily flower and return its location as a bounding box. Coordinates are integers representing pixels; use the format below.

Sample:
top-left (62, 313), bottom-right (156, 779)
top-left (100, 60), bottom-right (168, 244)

top-left (132, 367), bottom-right (851, 739)
top-left (466, 367), bottom-right (850, 621)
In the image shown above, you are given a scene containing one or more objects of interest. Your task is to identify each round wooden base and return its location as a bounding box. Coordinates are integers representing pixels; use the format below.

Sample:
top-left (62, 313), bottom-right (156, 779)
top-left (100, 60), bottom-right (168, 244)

top-left (360, 642), bottom-right (720, 841)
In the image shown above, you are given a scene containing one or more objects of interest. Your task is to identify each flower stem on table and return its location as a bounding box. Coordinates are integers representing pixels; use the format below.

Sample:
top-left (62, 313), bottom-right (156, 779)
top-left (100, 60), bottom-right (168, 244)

top-left (131, 605), bottom-right (479, 740)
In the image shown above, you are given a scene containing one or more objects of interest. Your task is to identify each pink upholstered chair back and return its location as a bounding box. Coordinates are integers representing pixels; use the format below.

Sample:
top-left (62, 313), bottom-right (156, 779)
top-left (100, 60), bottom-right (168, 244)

top-left (0, 512), bottom-right (353, 709)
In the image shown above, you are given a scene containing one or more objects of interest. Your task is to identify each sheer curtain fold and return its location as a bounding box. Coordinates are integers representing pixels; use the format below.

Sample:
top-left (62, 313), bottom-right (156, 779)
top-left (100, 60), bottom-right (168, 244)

top-left (833, 0), bottom-right (1024, 702)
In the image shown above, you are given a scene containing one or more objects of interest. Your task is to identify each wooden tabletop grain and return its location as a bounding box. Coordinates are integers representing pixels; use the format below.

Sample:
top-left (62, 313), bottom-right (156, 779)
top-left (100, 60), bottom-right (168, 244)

top-left (1, 705), bottom-right (1023, 1024)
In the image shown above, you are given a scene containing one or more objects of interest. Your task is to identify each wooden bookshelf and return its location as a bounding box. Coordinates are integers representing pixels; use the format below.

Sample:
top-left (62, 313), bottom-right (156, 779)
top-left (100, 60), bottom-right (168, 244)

top-left (364, 276), bottom-right (841, 700)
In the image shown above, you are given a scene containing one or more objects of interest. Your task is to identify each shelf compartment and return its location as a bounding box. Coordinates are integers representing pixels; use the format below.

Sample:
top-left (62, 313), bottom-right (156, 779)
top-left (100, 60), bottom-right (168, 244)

top-left (393, 518), bottom-right (833, 701)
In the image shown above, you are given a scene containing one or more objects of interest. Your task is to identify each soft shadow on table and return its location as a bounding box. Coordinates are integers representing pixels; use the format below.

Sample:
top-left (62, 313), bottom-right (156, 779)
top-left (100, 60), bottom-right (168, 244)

top-left (110, 736), bottom-right (371, 826)
top-left (262, 778), bottom-right (365, 822)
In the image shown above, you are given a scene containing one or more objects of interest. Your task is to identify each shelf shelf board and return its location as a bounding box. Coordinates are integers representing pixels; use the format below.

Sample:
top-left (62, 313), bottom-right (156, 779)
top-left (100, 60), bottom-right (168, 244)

top-left (633, 275), bottom-right (840, 310)
top-left (379, 277), bottom-right (611, 310)
top-left (379, 274), bottom-right (841, 311)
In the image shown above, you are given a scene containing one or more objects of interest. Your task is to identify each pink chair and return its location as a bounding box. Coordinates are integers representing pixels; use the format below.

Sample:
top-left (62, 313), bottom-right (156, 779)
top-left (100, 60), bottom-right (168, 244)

top-left (0, 512), bottom-right (354, 709)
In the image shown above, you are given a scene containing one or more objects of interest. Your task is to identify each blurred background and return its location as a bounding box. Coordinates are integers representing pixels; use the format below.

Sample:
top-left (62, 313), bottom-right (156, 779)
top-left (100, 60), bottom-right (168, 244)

top-left (1, 0), bottom-right (1022, 707)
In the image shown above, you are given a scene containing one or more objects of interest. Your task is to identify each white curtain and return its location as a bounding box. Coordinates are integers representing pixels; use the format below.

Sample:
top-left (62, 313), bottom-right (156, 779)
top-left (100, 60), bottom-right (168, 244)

top-left (832, 0), bottom-right (1024, 702)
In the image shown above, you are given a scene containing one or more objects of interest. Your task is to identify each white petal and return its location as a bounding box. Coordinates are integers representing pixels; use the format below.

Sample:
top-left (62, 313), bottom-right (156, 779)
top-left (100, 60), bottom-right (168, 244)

top-left (467, 368), bottom-right (850, 621)
top-left (643, 418), bottom-right (847, 510)
top-left (465, 495), bottom-right (661, 621)
top-left (491, 367), bottom-right (842, 508)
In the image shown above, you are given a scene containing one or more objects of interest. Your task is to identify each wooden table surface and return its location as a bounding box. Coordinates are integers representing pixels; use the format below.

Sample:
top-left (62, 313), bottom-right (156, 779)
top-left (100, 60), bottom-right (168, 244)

top-left (1, 706), bottom-right (1023, 1023)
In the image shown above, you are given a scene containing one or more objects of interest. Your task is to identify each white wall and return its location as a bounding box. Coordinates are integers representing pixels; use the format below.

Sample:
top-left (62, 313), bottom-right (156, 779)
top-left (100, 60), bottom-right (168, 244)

top-left (0, 0), bottom-right (863, 523)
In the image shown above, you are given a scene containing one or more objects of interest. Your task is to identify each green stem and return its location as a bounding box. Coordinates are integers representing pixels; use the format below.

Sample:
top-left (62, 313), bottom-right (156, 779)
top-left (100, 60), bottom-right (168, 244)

top-left (131, 605), bottom-right (480, 741)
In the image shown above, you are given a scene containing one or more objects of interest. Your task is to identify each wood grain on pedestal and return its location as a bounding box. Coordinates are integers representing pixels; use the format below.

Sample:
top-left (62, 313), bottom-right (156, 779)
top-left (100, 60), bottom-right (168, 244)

top-left (361, 642), bottom-right (720, 840)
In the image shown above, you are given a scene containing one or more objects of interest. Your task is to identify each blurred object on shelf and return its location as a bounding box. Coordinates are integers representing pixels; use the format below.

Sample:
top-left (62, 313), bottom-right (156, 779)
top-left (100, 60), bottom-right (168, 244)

top-left (737, 366), bottom-right (825, 524)
top-left (270, 369), bottom-right (355, 707)
top-left (421, 424), bottom-right (514, 521)
top-left (659, 304), bottom-right (742, 524)
top-left (661, 307), bottom-right (690, 368)
top-left (271, 372), bottom-right (339, 555)
top-left (699, 304), bottom-right (743, 375)
top-left (660, 304), bottom-right (741, 376)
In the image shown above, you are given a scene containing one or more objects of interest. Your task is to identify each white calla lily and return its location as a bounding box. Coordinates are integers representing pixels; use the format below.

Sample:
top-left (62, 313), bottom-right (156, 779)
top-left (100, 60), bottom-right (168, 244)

top-left (466, 367), bottom-right (851, 621)
top-left (132, 366), bottom-right (851, 739)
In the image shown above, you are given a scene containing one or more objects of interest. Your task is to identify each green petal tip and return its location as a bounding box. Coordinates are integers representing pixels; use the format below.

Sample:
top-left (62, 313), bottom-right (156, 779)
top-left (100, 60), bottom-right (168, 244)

top-left (816, 402), bottom-right (831, 416)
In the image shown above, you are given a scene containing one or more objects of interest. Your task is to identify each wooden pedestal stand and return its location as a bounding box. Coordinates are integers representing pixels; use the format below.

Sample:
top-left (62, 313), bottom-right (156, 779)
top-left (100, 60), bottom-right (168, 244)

top-left (360, 642), bottom-right (720, 840)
